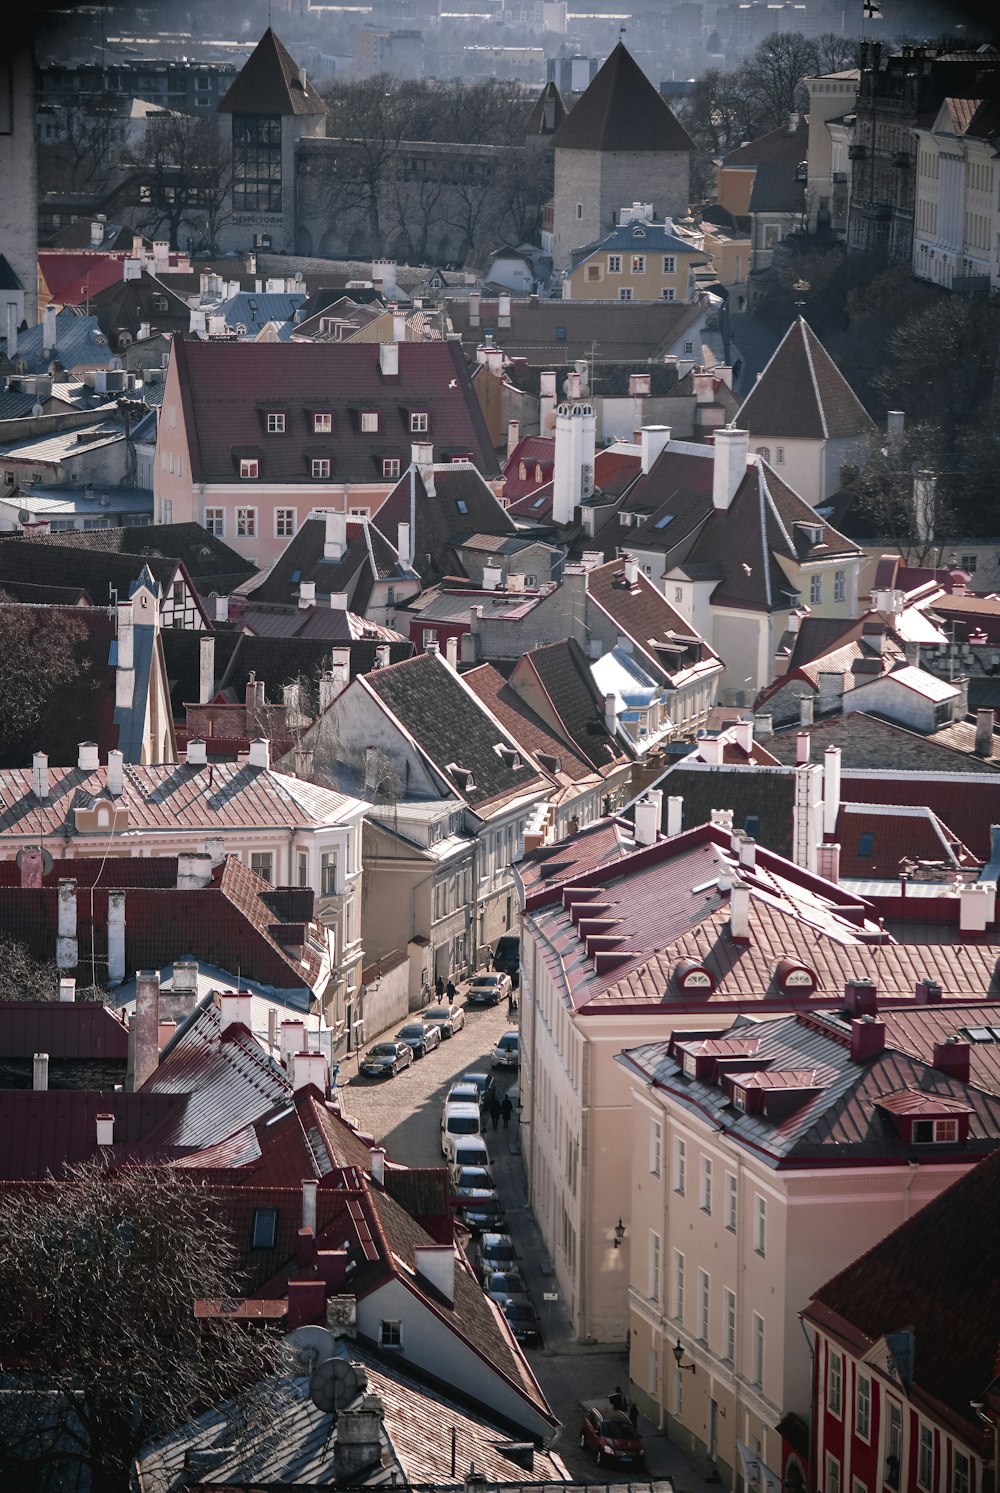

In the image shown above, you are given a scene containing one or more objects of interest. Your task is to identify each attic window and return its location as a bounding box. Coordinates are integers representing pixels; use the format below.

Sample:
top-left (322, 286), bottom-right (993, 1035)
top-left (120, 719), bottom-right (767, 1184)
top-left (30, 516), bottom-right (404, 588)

top-left (251, 1207), bottom-right (277, 1248)
top-left (409, 412), bottom-right (429, 433)
top-left (519, 461), bottom-right (527, 479)
top-left (912, 1118), bottom-right (959, 1143)
top-left (313, 412), bottom-right (332, 433)
top-left (455, 499), bottom-right (469, 514)
top-left (858, 832), bottom-right (874, 858)
top-left (266, 412), bottom-right (286, 434)
top-left (382, 458), bottom-right (401, 479)
top-left (239, 459), bottom-right (258, 480)
top-left (311, 458), bottom-right (331, 479)
top-left (655, 514), bottom-right (674, 529)
top-left (152, 295), bottom-right (169, 313)
top-left (632, 225), bottom-right (646, 238)
top-left (556, 326), bottom-right (566, 341)
top-left (495, 744), bottom-right (522, 769)
top-left (361, 411), bottom-right (379, 433)
top-left (532, 495), bottom-right (547, 509)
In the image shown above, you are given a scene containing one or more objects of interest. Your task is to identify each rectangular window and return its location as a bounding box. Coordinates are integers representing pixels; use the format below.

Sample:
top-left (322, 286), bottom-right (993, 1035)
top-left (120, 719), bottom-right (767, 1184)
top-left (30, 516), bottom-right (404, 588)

top-left (954, 1451), bottom-right (970, 1493)
top-left (619, 287), bottom-right (633, 301)
top-left (961, 553), bottom-right (978, 572)
top-left (886, 1402), bottom-right (902, 1489)
top-left (674, 1137), bottom-right (686, 1195)
top-left (724, 1288), bottom-right (736, 1361)
top-left (775, 445), bottom-right (785, 464)
top-left (297, 850), bottom-right (308, 887)
top-left (239, 459), bottom-right (258, 480)
top-left (725, 1173), bottom-right (737, 1232)
top-left (379, 1319), bottom-right (402, 1347)
top-left (649, 1119), bottom-right (662, 1176)
top-left (236, 507), bottom-right (257, 537)
top-left (825, 1455), bottom-right (841, 1493)
top-left (311, 458), bottom-right (331, 479)
top-left (409, 412), bottom-right (429, 433)
top-left (856, 1374), bottom-right (871, 1439)
top-left (698, 1268), bottom-right (709, 1342)
top-left (751, 1312), bottom-right (764, 1386)
top-left (810, 574), bottom-right (822, 604)
top-left (649, 1230), bottom-right (660, 1301)
top-left (313, 412), bottom-right (332, 433)
top-left (266, 412), bottom-right (285, 433)
top-left (662, 255), bottom-right (676, 273)
top-left (275, 508), bottom-right (296, 538)
top-left (361, 411), bottom-right (379, 433)
top-left (917, 1424), bottom-right (933, 1489)
top-left (205, 507), bottom-right (224, 537)
top-left (382, 458), bottom-right (401, 479)
top-left (631, 255), bottom-right (646, 273)
top-left (232, 113), bottom-right (282, 213)
top-left (251, 1207), bottom-right (277, 1248)
top-left (673, 1249), bottom-right (685, 1320)
top-left (321, 851), bottom-right (339, 896)
top-left (828, 1348), bottom-right (843, 1416)
top-left (754, 1194), bottom-right (766, 1255)
top-left (661, 287), bottom-right (675, 301)
top-left (607, 254), bottom-right (622, 273)
top-left (700, 1155), bottom-right (712, 1213)
top-left (834, 569), bottom-right (846, 602)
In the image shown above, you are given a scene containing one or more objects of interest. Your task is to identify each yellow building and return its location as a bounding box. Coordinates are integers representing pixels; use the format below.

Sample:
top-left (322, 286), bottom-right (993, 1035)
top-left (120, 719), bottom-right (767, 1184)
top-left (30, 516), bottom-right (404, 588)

top-left (564, 208), bottom-right (708, 302)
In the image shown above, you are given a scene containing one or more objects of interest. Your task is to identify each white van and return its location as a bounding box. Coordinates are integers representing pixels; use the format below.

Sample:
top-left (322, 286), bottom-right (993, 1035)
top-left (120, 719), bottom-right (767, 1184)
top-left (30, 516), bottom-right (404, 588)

top-left (441, 1101), bottom-right (483, 1159)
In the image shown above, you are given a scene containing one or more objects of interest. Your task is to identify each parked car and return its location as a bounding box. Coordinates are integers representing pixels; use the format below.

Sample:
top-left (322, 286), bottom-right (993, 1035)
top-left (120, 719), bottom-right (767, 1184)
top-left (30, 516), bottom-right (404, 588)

top-left (395, 1021), bottom-right (442, 1059)
top-left (441, 1101), bottom-right (483, 1159)
top-left (459, 1191), bottom-right (507, 1236)
top-left (459, 1071), bottom-right (497, 1109)
top-left (493, 934), bottom-right (520, 988)
top-left (483, 1268), bottom-right (529, 1303)
top-left (501, 1297), bottom-right (540, 1346)
top-left (579, 1407), bottom-right (644, 1468)
top-left (452, 1165), bottom-right (496, 1201)
top-left (466, 972), bottom-right (511, 1006)
top-left (360, 1041), bottom-right (414, 1079)
top-left (424, 1002), bottom-right (466, 1037)
top-left (451, 1137), bottom-right (491, 1175)
top-left (473, 1231), bottom-right (518, 1281)
top-left (492, 1031), bottom-right (520, 1069)
top-left (445, 1082), bottom-right (482, 1108)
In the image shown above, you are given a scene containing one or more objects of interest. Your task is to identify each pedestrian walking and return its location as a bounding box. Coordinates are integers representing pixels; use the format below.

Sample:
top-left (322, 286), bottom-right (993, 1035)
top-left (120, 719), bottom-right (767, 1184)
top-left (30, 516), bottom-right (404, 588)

top-left (488, 1095), bottom-right (501, 1131)
top-left (435, 975), bottom-right (445, 999)
top-left (507, 991), bottom-right (517, 1019)
top-left (446, 978), bottom-right (456, 1002)
top-left (500, 1094), bottom-right (513, 1129)
top-left (628, 1401), bottom-right (639, 1431)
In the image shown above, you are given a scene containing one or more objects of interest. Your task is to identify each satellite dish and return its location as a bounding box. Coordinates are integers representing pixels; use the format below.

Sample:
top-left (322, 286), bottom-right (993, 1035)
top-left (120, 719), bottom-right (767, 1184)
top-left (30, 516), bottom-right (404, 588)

top-left (309, 1356), bottom-right (359, 1416)
top-left (18, 510), bottom-right (31, 524)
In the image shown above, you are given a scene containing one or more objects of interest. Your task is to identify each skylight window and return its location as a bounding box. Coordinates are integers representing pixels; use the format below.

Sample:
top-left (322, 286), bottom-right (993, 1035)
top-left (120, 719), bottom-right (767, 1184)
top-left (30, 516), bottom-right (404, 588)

top-left (857, 832), bottom-right (874, 858)
top-left (655, 514), bottom-right (674, 529)
top-left (456, 499), bottom-right (468, 514)
top-left (532, 496), bottom-right (548, 509)
top-left (251, 1207), bottom-right (277, 1248)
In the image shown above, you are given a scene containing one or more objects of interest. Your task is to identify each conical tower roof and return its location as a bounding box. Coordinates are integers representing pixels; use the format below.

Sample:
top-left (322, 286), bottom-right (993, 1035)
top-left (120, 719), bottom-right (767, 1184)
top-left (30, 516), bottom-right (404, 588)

top-left (549, 42), bottom-right (695, 154)
top-left (219, 28), bottom-right (327, 117)
top-left (524, 80), bottom-right (567, 137)
top-left (736, 317), bottom-right (875, 440)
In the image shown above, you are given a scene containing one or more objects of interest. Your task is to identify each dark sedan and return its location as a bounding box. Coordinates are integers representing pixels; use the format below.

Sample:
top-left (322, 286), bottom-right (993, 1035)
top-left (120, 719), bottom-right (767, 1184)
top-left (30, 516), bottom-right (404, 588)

top-left (395, 1021), bottom-right (443, 1059)
top-left (458, 1191), bottom-right (507, 1236)
top-left (501, 1297), bottom-right (541, 1346)
top-left (360, 1041), bottom-right (414, 1079)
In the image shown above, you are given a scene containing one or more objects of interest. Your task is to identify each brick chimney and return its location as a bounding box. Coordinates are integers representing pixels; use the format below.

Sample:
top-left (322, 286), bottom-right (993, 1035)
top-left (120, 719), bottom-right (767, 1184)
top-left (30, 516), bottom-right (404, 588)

top-left (850, 1015), bottom-right (885, 1062)
top-left (844, 977), bottom-right (877, 1015)
top-left (131, 971), bottom-right (161, 1090)
top-left (915, 977), bottom-right (943, 1004)
top-left (933, 1036), bottom-right (970, 1082)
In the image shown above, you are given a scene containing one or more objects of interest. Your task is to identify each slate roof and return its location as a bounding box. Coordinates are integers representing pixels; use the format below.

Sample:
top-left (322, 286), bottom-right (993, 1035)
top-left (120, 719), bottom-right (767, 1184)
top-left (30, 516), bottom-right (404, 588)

top-left (246, 516), bottom-right (408, 608)
top-left (215, 633), bottom-right (414, 711)
top-left (2, 313), bottom-right (118, 374)
top-left (515, 637), bottom-right (631, 772)
top-left (736, 318), bottom-right (875, 441)
top-left (549, 43), bottom-right (696, 154)
top-left (747, 159), bottom-right (806, 214)
top-left (572, 218), bottom-right (709, 270)
top-left (218, 28), bottom-right (327, 117)
top-left (373, 464), bottom-right (516, 584)
top-left (524, 78), bottom-right (567, 136)
top-left (585, 557), bottom-right (722, 685)
top-left (0, 536), bottom-right (185, 604)
top-left (806, 1139), bottom-right (1000, 1434)
top-left (358, 651), bottom-right (548, 815)
top-left (90, 272), bottom-right (191, 343)
top-left (34, 523), bottom-right (255, 592)
top-left (766, 711), bottom-right (1000, 775)
top-left (446, 296), bottom-right (704, 366)
top-left (173, 338), bottom-right (500, 486)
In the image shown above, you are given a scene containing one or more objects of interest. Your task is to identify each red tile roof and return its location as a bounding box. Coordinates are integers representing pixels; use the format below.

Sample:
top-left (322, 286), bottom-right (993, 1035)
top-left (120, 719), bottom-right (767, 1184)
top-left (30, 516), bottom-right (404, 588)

top-left (836, 802), bottom-right (979, 878)
top-left (0, 1090), bottom-right (186, 1178)
top-left (38, 251), bottom-right (126, 306)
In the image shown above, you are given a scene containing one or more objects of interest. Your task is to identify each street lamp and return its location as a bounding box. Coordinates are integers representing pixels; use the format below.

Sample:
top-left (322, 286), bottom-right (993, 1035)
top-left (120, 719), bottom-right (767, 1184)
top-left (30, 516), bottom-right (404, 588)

top-left (673, 1339), bottom-right (696, 1374)
top-left (613, 1218), bottom-right (626, 1248)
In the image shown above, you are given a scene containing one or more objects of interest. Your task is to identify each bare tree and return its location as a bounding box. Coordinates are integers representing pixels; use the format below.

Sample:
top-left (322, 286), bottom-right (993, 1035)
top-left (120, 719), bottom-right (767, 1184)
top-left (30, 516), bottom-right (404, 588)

top-left (321, 74), bottom-right (416, 249)
top-left (0, 598), bottom-right (89, 761)
top-left (742, 32), bottom-right (820, 129)
top-left (0, 1162), bottom-right (282, 1493)
top-left (126, 114), bottom-right (234, 250)
top-left (0, 936), bottom-right (60, 1002)
top-left (37, 94), bottom-right (127, 198)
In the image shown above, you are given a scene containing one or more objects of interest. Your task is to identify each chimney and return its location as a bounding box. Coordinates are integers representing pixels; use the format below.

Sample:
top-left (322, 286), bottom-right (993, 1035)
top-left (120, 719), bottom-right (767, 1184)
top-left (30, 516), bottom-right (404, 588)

top-left (319, 670), bottom-right (345, 712)
top-left (78, 742), bottom-right (99, 772)
top-left (796, 731), bottom-right (810, 765)
top-left (280, 1019), bottom-right (307, 1067)
top-left (730, 880), bottom-right (750, 941)
top-left (793, 762), bottom-right (823, 873)
top-left (334, 1405), bottom-right (385, 1482)
top-left (176, 852), bottom-right (212, 890)
top-left (640, 424), bottom-right (671, 475)
top-left (412, 441), bottom-right (435, 494)
top-left (287, 1280), bottom-right (327, 1331)
top-left (132, 971), bottom-right (160, 1090)
top-left (199, 634), bottom-right (215, 705)
top-left (604, 691), bottom-right (619, 733)
top-left (293, 1051), bottom-right (329, 1095)
top-left (788, 110), bottom-right (800, 133)
top-left (33, 1052), bottom-right (49, 1091)
top-left (186, 738), bottom-right (207, 766)
top-left (298, 580), bottom-right (316, 610)
top-left (370, 1146), bottom-right (386, 1185)
top-left (482, 563), bottom-right (502, 592)
top-left (634, 790), bottom-right (662, 846)
top-left (19, 847), bottom-right (44, 888)
top-left (844, 976), bottom-right (877, 1015)
top-left (425, 638), bottom-right (439, 656)
top-left (506, 419), bottom-right (520, 459)
top-left (248, 738), bottom-right (271, 769)
top-left (666, 795), bottom-right (683, 837)
top-left (959, 884), bottom-right (993, 933)
top-left (886, 410), bottom-right (905, 446)
top-left (397, 520), bottom-right (412, 569)
top-left (552, 401), bottom-right (596, 526)
top-left (817, 670), bottom-right (845, 714)
top-left (414, 1243), bottom-right (456, 1305)
top-left (116, 599), bottom-right (134, 672)
top-left (107, 890), bottom-right (126, 985)
top-left (915, 977), bottom-right (943, 1004)
top-left (324, 510), bottom-right (347, 562)
top-left (302, 1177), bottom-right (318, 1234)
top-left (629, 372), bottom-right (651, 397)
top-left (850, 1016), bottom-right (885, 1062)
top-left (445, 635), bottom-right (458, 669)
top-left (171, 959), bottom-right (199, 994)
top-left (932, 1035), bottom-right (970, 1082)
top-left (753, 712), bottom-right (773, 739)
top-left (624, 556), bottom-right (639, 587)
top-left (95, 1113), bottom-right (115, 1147)
top-left (539, 370), bottom-right (557, 432)
top-left (57, 879), bottom-right (78, 971)
top-left (392, 310), bottom-right (406, 343)
top-left (6, 301), bottom-right (17, 358)
top-left (712, 427), bottom-right (749, 511)
top-left (205, 836), bottom-right (225, 867)
top-left (733, 718), bottom-right (754, 754)
top-left (738, 835), bottom-right (757, 871)
top-left (565, 370), bottom-right (581, 400)
top-left (220, 991), bottom-right (253, 1035)
top-left (822, 746), bottom-right (842, 839)
top-left (468, 292), bottom-right (480, 327)
top-left (376, 644), bottom-right (391, 669)
top-left (817, 842), bottom-right (841, 883)
top-left (31, 751), bottom-right (49, 800)
top-left (799, 694), bottom-right (814, 728)
top-left (158, 1019), bottom-right (176, 1049)
top-left (59, 977), bottom-right (76, 1003)
top-left (498, 293), bottom-right (511, 327)
top-left (328, 590), bottom-right (348, 611)
top-left (976, 709), bottom-right (994, 759)
top-left (214, 594), bottom-right (229, 623)
top-left (379, 340), bottom-right (399, 377)
top-left (42, 302), bottom-right (57, 354)
top-left (107, 749), bottom-right (124, 799)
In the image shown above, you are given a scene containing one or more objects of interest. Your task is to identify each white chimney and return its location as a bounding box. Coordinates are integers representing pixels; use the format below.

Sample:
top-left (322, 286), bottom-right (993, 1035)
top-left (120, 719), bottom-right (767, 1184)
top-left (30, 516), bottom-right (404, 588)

top-left (302, 1177), bottom-right (318, 1233)
top-left (623, 556), bottom-right (639, 587)
top-left (199, 634), bottom-right (215, 705)
top-left (248, 739), bottom-right (271, 769)
top-left (604, 691), bottom-right (619, 733)
top-left (468, 292), bottom-right (480, 327)
top-left (817, 842), bottom-right (841, 883)
top-left (482, 563), bottom-right (502, 591)
top-left (414, 1243), bottom-right (456, 1304)
top-left (186, 738), bottom-right (207, 766)
top-left (379, 340), bottom-right (399, 377)
top-left (376, 644), bottom-right (391, 669)
top-left (107, 889), bottom-right (126, 984)
top-left (370, 1147), bottom-right (386, 1185)
top-left (886, 410), bottom-right (905, 445)
top-left (107, 749), bottom-right (124, 799)
top-left (730, 880), bottom-right (750, 940)
top-left (78, 742), bottom-right (99, 772)
top-left (640, 424), bottom-right (671, 475)
top-left (59, 977), bottom-right (76, 1003)
top-left (960, 885), bottom-right (993, 933)
top-left (176, 852), bottom-right (212, 889)
top-left (220, 991), bottom-right (253, 1034)
top-left (822, 746), bottom-right (842, 839)
top-left (42, 303), bottom-right (57, 354)
top-left (792, 762), bottom-right (823, 874)
top-left (445, 635), bottom-right (458, 669)
top-left (552, 401), bottom-right (596, 526)
top-left (328, 591), bottom-right (348, 611)
top-left (796, 731), bottom-right (810, 765)
top-left (324, 510), bottom-right (347, 562)
top-left (733, 719), bottom-right (753, 753)
top-left (539, 370), bottom-right (557, 432)
top-left (397, 521), bottom-right (412, 569)
top-left (392, 310), bottom-right (406, 343)
top-left (738, 836), bottom-right (757, 870)
top-left (96, 1113), bottom-right (115, 1147)
top-left (32, 751), bottom-right (49, 800)
top-left (115, 599), bottom-right (134, 671)
top-left (506, 419), bottom-right (521, 459)
top-left (280, 1019), bottom-right (307, 1066)
top-left (666, 795), bottom-right (683, 836)
top-left (214, 594), bottom-right (229, 623)
top-left (712, 427), bottom-right (750, 511)
top-left (498, 293), bottom-right (511, 327)
top-left (33, 1052), bottom-right (49, 1091)
top-left (171, 959), bottom-right (199, 993)
top-left (634, 790), bottom-right (662, 846)
top-left (293, 1051), bottom-right (329, 1095)
top-left (298, 580), bottom-right (316, 610)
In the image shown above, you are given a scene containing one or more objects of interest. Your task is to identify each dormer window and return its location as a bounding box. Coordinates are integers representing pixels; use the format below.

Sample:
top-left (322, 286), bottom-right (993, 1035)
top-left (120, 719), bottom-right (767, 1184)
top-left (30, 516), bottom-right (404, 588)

top-left (519, 460), bottom-right (527, 479)
top-left (311, 458), bottom-right (331, 479)
top-left (913, 1118), bottom-right (959, 1143)
top-left (632, 226), bottom-right (646, 238)
top-left (240, 458), bottom-right (258, 479)
top-left (382, 458), bottom-right (401, 479)
top-left (266, 412), bottom-right (286, 434)
top-left (313, 412), bottom-right (332, 433)
top-left (410, 412), bottom-right (429, 433)
top-left (361, 411), bottom-right (379, 433)
top-left (535, 463), bottom-right (543, 481)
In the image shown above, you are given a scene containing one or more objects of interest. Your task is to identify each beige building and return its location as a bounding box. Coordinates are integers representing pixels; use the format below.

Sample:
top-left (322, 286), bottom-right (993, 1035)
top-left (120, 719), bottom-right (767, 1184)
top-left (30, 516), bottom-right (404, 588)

top-left (803, 71), bottom-right (860, 237)
top-left (564, 206), bottom-right (708, 302)
top-left (913, 95), bottom-right (1000, 293)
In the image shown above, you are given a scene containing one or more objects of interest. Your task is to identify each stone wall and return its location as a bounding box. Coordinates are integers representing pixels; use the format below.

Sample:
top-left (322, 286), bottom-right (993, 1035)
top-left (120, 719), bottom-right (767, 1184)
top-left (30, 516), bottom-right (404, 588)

top-left (553, 148), bottom-right (691, 269)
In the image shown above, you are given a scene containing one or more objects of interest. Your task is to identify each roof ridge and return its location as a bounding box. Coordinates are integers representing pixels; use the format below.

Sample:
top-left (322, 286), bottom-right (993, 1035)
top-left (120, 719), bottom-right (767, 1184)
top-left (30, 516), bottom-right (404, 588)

top-left (799, 318), bottom-right (829, 440)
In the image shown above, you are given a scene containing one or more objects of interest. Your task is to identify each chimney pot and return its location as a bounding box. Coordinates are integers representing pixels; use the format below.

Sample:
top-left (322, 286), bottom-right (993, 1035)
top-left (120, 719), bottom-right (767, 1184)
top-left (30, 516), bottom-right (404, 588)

top-left (850, 1015), bottom-right (885, 1062)
top-left (33, 1052), bottom-right (49, 1091)
top-left (95, 1113), bottom-right (115, 1147)
top-left (370, 1147), bottom-right (386, 1185)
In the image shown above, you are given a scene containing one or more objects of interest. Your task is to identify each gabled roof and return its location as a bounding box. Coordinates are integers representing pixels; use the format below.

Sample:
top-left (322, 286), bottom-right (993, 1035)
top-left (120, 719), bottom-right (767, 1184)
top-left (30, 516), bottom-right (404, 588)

top-left (373, 464), bottom-right (516, 584)
top-left (0, 536), bottom-right (186, 603)
top-left (722, 116), bottom-right (809, 168)
top-left (218, 28), bottom-right (327, 117)
top-left (736, 317), bottom-right (875, 441)
top-left (584, 557), bottom-right (722, 686)
top-left (37, 250), bottom-right (125, 306)
top-left (512, 637), bottom-right (631, 773)
top-left (572, 217), bottom-right (709, 269)
top-left (549, 43), bottom-right (695, 154)
top-left (446, 295), bottom-right (704, 366)
top-left (464, 662), bottom-right (597, 786)
top-left (766, 711), bottom-right (1000, 776)
top-left (215, 633), bottom-right (414, 714)
top-left (245, 516), bottom-right (408, 608)
top-left (90, 271), bottom-right (191, 342)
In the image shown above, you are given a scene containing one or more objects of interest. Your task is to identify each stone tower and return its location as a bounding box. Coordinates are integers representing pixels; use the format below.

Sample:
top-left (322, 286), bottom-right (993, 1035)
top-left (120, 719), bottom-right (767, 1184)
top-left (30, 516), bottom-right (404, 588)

top-left (217, 28), bottom-right (327, 255)
top-left (550, 43), bottom-right (694, 271)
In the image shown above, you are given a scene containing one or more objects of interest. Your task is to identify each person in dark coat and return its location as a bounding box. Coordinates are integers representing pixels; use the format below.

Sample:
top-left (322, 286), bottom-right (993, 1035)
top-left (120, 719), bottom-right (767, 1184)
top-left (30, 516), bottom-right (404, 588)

top-left (628, 1401), bottom-right (639, 1430)
top-left (488, 1095), bottom-right (501, 1130)
top-left (435, 975), bottom-right (445, 999)
top-left (446, 979), bottom-right (456, 1001)
top-left (500, 1094), bottom-right (513, 1128)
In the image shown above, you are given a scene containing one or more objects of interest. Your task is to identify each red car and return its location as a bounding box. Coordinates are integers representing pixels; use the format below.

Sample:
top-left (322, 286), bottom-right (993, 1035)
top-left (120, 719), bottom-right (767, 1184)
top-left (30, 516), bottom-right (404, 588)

top-left (579, 1406), bottom-right (644, 1469)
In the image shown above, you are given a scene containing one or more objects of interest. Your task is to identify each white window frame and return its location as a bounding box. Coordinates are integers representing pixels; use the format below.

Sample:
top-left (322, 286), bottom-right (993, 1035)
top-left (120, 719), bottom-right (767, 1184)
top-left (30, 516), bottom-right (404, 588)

top-left (954, 1451), bottom-right (970, 1493)
top-left (239, 459), bottom-right (258, 480)
top-left (725, 1173), bottom-right (737, 1232)
top-left (313, 411), bottom-right (332, 433)
top-left (619, 287), bottom-right (633, 301)
top-left (607, 254), bottom-right (622, 273)
top-left (856, 1373), bottom-right (871, 1440)
top-left (204, 507), bottom-right (225, 537)
top-left (662, 255), bottom-right (676, 274)
top-left (724, 1287), bottom-right (736, 1361)
top-left (661, 287), bottom-right (675, 301)
top-left (361, 411), bottom-right (379, 433)
top-left (810, 574), bottom-right (823, 605)
top-left (649, 1118), bottom-right (662, 1176)
top-left (266, 412), bottom-right (286, 434)
top-left (672, 1249), bottom-right (685, 1321)
top-left (753, 1194), bottom-right (766, 1256)
top-left (383, 458), bottom-right (401, 479)
top-left (825, 1454), bottom-right (841, 1493)
top-left (236, 507), bottom-right (257, 537)
top-left (751, 1311), bottom-right (764, 1386)
top-left (674, 1137), bottom-right (686, 1195)
top-left (409, 411), bottom-right (429, 433)
top-left (649, 1230), bottom-right (660, 1301)
top-left (834, 568), bottom-right (846, 602)
top-left (698, 1268), bottom-right (709, 1342)
top-left (311, 458), bottom-right (331, 479)
top-left (249, 850), bottom-right (273, 883)
top-left (275, 508), bottom-right (296, 538)
top-left (321, 850), bottom-right (339, 896)
top-left (828, 1347), bottom-right (843, 1417)
top-left (699, 1155), bottom-right (712, 1213)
